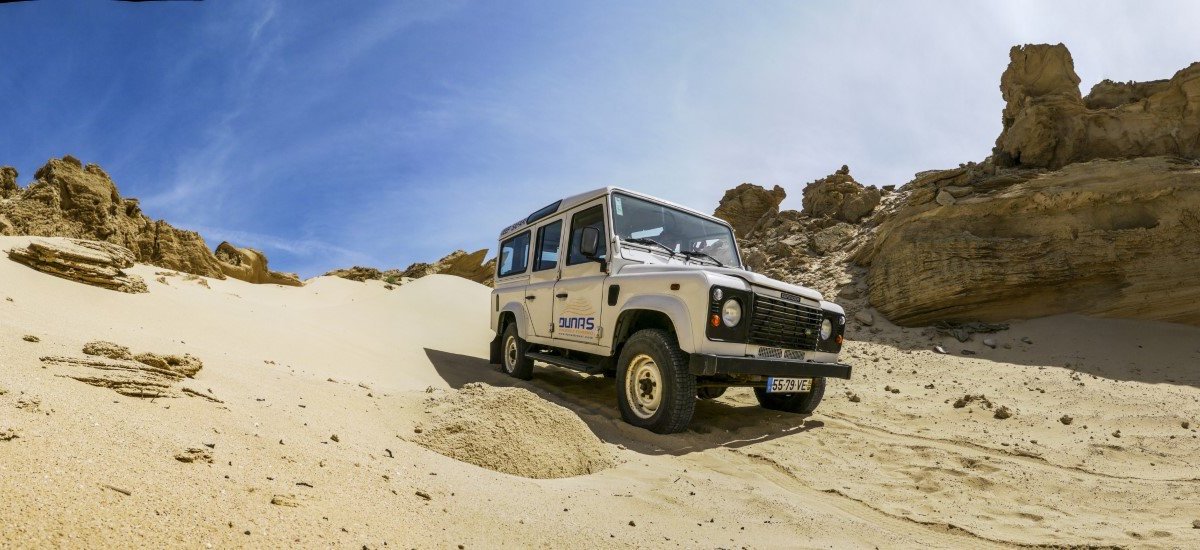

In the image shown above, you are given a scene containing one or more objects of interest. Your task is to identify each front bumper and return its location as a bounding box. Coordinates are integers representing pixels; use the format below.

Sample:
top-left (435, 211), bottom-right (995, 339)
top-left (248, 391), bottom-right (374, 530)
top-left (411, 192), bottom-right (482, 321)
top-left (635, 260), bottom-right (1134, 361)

top-left (688, 354), bottom-right (852, 379)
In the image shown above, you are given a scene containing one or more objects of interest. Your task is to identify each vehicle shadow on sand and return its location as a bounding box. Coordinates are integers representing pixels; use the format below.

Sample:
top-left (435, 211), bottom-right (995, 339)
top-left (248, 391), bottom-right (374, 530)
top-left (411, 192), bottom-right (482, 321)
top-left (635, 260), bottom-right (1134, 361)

top-left (424, 348), bottom-right (824, 456)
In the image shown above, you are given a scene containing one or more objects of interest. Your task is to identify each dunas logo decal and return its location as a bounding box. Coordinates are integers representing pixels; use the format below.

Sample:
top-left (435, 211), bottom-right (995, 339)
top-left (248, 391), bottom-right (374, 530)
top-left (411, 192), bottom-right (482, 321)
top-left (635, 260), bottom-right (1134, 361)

top-left (557, 297), bottom-right (597, 338)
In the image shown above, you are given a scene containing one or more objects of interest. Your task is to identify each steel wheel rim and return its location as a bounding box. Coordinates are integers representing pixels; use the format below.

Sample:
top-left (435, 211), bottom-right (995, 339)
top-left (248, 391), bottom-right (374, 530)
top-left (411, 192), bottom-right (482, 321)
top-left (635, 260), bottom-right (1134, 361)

top-left (625, 353), bottom-right (663, 419)
top-left (504, 335), bottom-right (518, 373)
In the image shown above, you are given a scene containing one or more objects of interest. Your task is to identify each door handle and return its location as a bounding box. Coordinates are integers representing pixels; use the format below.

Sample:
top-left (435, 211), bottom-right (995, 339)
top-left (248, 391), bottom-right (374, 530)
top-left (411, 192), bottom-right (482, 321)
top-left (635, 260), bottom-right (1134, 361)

top-left (555, 293), bottom-right (568, 299)
top-left (525, 295), bottom-right (536, 300)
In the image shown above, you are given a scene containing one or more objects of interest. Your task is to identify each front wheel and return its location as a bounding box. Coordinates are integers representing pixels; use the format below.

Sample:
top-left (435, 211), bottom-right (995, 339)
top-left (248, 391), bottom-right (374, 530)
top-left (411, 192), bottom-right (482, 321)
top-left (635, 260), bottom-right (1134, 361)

top-left (500, 324), bottom-right (533, 380)
top-left (754, 378), bottom-right (826, 414)
top-left (616, 329), bottom-right (696, 434)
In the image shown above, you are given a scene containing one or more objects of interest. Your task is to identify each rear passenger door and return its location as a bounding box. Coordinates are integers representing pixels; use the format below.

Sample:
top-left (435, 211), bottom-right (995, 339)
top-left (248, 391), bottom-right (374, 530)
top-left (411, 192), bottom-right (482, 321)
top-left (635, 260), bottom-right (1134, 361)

top-left (525, 217), bottom-right (564, 339)
top-left (552, 201), bottom-right (608, 345)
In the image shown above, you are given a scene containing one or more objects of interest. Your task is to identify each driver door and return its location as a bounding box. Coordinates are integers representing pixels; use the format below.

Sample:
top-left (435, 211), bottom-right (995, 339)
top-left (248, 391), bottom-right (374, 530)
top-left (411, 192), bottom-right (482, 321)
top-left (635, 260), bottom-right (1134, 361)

top-left (552, 201), bottom-right (608, 345)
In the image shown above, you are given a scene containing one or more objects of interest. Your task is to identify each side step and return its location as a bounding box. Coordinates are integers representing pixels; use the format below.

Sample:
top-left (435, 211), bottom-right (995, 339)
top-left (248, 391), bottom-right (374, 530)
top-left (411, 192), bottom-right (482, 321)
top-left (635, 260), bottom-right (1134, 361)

top-left (525, 351), bottom-right (605, 374)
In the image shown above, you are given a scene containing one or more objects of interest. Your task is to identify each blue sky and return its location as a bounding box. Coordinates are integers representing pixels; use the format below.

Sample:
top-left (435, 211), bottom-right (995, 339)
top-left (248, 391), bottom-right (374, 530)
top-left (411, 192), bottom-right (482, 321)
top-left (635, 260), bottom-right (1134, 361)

top-left (2, 1), bottom-right (1198, 277)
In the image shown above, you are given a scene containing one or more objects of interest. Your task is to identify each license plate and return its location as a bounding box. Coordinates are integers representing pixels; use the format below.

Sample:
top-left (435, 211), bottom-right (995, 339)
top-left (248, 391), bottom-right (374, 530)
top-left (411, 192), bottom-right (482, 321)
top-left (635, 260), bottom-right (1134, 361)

top-left (765, 377), bottom-right (812, 393)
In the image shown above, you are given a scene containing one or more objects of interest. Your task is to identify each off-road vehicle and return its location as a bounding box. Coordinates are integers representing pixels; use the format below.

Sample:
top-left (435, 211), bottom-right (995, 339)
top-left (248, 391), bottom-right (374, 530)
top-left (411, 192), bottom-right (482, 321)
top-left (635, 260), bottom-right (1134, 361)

top-left (489, 187), bottom-right (852, 433)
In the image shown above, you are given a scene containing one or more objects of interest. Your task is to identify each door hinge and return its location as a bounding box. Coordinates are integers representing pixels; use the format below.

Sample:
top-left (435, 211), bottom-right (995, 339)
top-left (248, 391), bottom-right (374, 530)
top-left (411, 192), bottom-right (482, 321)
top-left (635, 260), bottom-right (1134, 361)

top-left (596, 326), bottom-right (603, 339)
top-left (549, 322), bottom-right (554, 333)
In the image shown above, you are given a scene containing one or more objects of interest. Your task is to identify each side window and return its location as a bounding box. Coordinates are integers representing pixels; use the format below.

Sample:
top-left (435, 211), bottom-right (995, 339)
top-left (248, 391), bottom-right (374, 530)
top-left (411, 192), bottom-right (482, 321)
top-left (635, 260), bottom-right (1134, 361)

top-left (534, 220), bottom-right (562, 272)
top-left (497, 231), bottom-right (530, 278)
top-left (568, 205), bottom-right (607, 265)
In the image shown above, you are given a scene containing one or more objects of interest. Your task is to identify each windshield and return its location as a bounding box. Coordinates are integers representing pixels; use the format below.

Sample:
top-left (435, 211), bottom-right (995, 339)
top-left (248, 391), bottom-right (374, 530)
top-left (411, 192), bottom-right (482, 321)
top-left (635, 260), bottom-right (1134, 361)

top-left (610, 192), bottom-right (741, 268)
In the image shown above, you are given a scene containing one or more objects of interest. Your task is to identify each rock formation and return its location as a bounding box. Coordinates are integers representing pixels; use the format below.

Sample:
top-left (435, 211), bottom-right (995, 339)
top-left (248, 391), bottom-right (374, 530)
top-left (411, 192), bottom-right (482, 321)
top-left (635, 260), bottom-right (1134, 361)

top-left (214, 241), bottom-right (303, 287)
top-left (400, 249), bottom-right (495, 285)
top-left (0, 166), bottom-right (17, 198)
top-left (713, 183), bottom-right (786, 237)
top-left (855, 44), bottom-right (1200, 327)
top-left (325, 248), bottom-right (497, 287)
top-left (801, 165), bottom-right (881, 223)
top-left (323, 266), bottom-right (388, 282)
top-left (994, 43), bottom-right (1200, 169)
top-left (7, 237), bottom-right (148, 293)
top-left (857, 157), bottom-right (1200, 326)
top-left (0, 156), bottom-right (226, 278)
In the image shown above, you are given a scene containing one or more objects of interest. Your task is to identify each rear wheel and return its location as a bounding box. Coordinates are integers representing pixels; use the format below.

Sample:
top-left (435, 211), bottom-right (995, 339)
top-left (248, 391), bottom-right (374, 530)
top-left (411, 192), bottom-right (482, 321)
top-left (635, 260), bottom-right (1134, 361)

top-left (500, 324), bottom-right (533, 380)
top-left (754, 377), bottom-right (826, 413)
top-left (616, 329), bottom-right (696, 434)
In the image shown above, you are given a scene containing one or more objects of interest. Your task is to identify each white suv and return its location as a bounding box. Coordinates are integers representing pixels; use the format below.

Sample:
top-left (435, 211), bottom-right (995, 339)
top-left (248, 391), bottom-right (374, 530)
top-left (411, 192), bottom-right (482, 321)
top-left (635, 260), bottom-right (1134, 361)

top-left (489, 187), bottom-right (851, 433)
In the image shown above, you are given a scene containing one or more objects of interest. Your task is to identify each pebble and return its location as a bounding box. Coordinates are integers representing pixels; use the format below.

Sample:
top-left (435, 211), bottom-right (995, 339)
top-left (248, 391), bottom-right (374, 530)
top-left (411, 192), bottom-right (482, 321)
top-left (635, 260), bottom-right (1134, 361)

top-left (993, 406), bottom-right (1013, 419)
top-left (982, 338), bottom-right (997, 349)
top-left (1183, 421), bottom-right (1190, 429)
top-left (933, 346), bottom-right (948, 354)
top-left (848, 394), bottom-right (862, 403)
top-left (1193, 519), bottom-right (1200, 529)
top-left (1060, 415), bottom-right (1074, 425)
top-left (628, 520), bottom-right (636, 527)
top-left (330, 434), bottom-right (340, 443)
top-left (416, 490), bottom-right (432, 500)
top-left (22, 335), bottom-right (39, 343)
top-left (854, 310), bottom-right (874, 326)
top-left (1021, 336), bottom-right (1033, 344)
top-left (961, 349), bottom-right (977, 356)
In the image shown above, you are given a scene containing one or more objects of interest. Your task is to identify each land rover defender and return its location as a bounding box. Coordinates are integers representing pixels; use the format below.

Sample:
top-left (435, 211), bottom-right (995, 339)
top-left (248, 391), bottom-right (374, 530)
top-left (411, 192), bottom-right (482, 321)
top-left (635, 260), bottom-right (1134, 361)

top-left (488, 187), bottom-right (852, 433)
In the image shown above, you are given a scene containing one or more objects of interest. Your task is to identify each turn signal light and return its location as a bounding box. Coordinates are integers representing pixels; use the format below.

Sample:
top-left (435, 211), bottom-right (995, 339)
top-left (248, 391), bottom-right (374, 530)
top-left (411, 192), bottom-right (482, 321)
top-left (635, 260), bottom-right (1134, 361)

top-left (836, 335), bottom-right (844, 345)
top-left (710, 314), bottom-right (721, 327)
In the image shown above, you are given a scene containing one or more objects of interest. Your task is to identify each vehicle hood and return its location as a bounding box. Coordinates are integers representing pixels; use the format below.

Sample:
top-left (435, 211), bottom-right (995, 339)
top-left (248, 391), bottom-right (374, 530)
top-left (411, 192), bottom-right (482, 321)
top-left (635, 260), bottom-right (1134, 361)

top-left (617, 262), bottom-right (824, 302)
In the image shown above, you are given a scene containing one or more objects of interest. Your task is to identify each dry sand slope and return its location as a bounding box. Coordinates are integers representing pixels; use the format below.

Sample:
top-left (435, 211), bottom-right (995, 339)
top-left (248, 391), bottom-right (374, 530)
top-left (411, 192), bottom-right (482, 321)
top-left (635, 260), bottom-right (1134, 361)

top-left (1, 233), bottom-right (1199, 548)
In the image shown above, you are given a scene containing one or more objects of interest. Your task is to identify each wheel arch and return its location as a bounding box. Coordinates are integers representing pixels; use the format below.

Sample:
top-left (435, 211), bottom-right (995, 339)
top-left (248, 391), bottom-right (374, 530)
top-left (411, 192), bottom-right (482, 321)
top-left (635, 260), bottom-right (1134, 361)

top-left (490, 306), bottom-right (526, 365)
top-left (611, 296), bottom-right (695, 356)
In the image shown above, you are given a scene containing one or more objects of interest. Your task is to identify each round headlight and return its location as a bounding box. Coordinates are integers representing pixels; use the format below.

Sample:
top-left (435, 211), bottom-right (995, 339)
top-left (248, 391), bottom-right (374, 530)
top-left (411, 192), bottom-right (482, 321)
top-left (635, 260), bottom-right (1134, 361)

top-left (721, 299), bottom-right (742, 327)
top-left (711, 287), bottom-right (723, 302)
top-left (820, 318), bottom-right (833, 340)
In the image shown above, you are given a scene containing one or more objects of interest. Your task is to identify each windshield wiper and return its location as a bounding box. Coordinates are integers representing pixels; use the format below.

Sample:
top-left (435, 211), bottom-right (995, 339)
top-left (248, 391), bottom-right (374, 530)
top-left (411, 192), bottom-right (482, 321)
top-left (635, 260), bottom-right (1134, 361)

top-left (623, 237), bottom-right (677, 258)
top-left (679, 250), bottom-right (724, 267)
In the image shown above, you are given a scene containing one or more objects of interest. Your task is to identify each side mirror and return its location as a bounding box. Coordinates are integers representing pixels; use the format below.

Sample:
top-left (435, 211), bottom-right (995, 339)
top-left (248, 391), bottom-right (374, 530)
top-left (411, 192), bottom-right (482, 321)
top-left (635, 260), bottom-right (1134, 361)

top-left (580, 226), bottom-right (600, 257)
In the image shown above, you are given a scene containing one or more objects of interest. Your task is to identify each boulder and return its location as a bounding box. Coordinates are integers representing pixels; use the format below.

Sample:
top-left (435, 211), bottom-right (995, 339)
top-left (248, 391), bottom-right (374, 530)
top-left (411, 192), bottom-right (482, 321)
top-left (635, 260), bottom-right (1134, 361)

top-left (214, 241), bottom-right (303, 287)
top-left (7, 237), bottom-right (148, 293)
top-left (801, 166), bottom-right (881, 223)
top-left (994, 44), bottom-right (1200, 169)
top-left (713, 183), bottom-right (786, 237)
top-left (0, 156), bottom-right (226, 278)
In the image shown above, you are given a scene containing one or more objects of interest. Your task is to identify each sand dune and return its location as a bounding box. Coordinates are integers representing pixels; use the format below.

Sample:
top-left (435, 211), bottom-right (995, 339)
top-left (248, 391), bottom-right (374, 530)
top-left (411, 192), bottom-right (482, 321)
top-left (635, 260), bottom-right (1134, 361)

top-left (2, 234), bottom-right (1199, 548)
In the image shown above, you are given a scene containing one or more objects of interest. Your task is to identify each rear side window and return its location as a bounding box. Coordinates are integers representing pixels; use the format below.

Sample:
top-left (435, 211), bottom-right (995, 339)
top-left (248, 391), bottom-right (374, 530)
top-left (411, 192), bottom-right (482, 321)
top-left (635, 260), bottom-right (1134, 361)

top-left (498, 231), bottom-right (530, 277)
top-left (567, 205), bottom-right (606, 265)
top-left (534, 220), bottom-right (562, 272)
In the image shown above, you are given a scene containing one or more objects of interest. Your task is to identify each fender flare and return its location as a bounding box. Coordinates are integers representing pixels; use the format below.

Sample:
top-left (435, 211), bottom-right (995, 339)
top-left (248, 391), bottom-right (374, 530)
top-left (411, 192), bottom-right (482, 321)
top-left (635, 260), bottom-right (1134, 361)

top-left (497, 302), bottom-right (530, 340)
top-left (615, 295), bottom-right (696, 353)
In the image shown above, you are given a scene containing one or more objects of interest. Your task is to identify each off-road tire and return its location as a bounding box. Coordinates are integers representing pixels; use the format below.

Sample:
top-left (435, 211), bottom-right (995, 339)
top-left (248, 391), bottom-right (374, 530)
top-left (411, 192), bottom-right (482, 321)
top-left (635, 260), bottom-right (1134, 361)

top-left (754, 377), bottom-right (826, 414)
top-left (616, 329), bottom-right (696, 434)
top-left (500, 324), bottom-right (533, 380)
top-left (696, 387), bottom-right (727, 400)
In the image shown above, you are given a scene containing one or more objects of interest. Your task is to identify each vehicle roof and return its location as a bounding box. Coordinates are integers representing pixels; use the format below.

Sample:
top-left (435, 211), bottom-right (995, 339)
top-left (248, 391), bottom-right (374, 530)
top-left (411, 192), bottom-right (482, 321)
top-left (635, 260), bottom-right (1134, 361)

top-left (498, 186), bottom-right (731, 239)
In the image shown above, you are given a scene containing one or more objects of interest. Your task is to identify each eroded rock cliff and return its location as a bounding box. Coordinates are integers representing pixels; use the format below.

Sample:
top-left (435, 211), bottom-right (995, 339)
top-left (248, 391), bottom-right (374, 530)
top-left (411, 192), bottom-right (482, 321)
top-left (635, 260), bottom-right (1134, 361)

top-left (0, 156), bottom-right (226, 278)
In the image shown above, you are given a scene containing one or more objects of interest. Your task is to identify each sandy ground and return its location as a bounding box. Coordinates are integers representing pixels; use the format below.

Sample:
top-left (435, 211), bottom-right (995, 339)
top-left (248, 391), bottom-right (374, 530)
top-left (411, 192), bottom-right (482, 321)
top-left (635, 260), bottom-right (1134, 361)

top-left (1, 233), bottom-right (1198, 548)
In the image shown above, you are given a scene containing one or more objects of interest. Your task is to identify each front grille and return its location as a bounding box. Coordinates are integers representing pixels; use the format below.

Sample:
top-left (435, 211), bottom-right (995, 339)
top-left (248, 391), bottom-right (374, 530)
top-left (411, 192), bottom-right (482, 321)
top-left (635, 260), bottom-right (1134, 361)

top-left (748, 294), bottom-right (824, 350)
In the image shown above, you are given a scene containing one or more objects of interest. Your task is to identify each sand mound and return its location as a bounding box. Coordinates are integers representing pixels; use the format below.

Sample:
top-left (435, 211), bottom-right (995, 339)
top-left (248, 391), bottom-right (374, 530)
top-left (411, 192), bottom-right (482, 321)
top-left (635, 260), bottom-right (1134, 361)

top-left (411, 383), bottom-right (615, 479)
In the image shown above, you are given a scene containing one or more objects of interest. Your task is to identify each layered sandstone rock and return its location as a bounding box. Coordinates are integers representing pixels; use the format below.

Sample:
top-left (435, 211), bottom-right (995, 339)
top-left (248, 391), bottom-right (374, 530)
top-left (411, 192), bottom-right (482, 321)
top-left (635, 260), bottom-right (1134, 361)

top-left (214, 241), bottom-right (303, 287)
top-left (7, 237), bottom-right (148, 293)
top-left (855, 45), bottom-right (1200, 327)
top-left (0, 156), bottom-right (226, 278)
top-left (801, 165), bottom-right (881, 223)
top-left (994, 43), bottom-right (1200, 169)
top-left (713, 183), bottom-right (786, 237)
top-left (858, 156), bottom-right (1200, 326)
